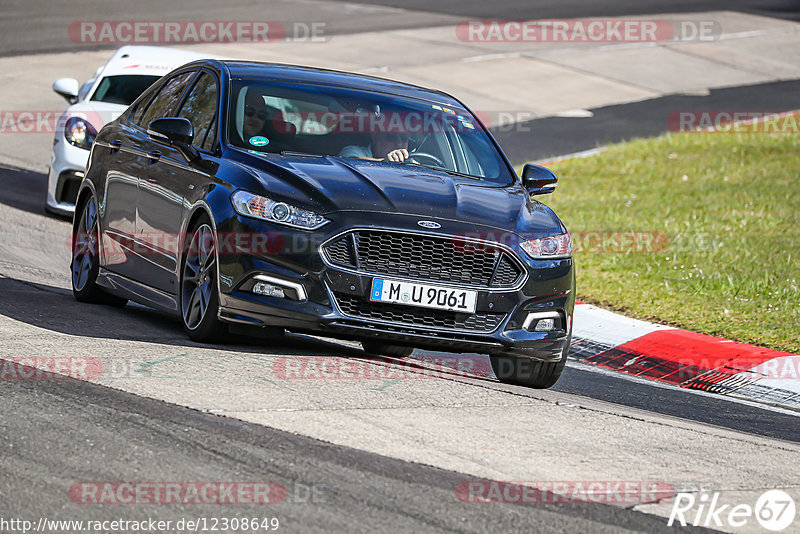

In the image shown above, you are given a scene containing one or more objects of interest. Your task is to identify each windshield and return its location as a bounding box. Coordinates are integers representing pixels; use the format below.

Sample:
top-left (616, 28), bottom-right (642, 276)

top-left (90, 75), bottom-right (161, 105)
top-left (227, 79), bottom-right (513, 184)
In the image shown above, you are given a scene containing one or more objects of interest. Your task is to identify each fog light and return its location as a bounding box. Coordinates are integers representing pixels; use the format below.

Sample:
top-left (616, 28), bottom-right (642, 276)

top-left (253, 282), bottom-right (285, 298)
top-left (523, 311), bottom-right (562, 332)
top-left (250, 274), bottom-right (307, 301)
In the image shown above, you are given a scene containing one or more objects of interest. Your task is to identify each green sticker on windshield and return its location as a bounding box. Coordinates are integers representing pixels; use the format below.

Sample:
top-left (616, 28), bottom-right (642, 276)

top-left (249, 136), bottom-right (269, 147)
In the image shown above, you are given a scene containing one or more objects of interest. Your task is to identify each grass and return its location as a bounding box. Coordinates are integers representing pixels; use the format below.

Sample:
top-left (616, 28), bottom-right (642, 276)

top-left (538, 119), bottom-right (800, 353)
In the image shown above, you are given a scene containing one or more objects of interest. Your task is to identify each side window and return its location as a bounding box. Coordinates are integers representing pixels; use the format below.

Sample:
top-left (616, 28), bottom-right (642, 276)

top-left (177, 72), bottom-right (219, 149)
top-left (202, 117), bottom-right (217, 152)
top-left (131, 83), bottom-right (159, 125)
top-left (138, 71), bottom-right (195, 128)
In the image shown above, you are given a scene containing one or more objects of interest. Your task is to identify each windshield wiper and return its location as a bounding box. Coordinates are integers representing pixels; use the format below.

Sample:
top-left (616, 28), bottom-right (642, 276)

top-left (280, 150), bottom-right (325, 158)
top-left (410, 163), bottom-right (484, 181)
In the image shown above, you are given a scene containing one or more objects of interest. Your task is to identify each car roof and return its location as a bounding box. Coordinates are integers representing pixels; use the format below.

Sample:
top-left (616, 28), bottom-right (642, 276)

top-left (100, 45), bottom-right (224, 78)
top-left (218, 60), bottom-right (466, 108)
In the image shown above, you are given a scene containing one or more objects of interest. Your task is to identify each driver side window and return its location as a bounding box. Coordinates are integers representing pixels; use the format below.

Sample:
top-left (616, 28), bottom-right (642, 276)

top-left (177, 72), bottom-right (219, 151)
top-left (136, 71), bottom-right (195, 128)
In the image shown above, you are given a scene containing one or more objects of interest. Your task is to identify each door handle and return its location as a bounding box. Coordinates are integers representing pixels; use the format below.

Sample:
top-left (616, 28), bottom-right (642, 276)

top-left (109, 140), bottom-right (122, 152)
top-left (146, 151), bottom-right (161, 162)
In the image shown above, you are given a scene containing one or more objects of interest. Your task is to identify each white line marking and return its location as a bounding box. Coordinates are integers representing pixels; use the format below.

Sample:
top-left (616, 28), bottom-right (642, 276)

top-left (531, 146), bottom-right (607, 165)
top-left (462, 52), bottom-right (522, 63)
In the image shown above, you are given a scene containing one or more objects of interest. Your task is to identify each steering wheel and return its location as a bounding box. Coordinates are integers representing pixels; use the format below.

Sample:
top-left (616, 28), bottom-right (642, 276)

top-left (409, 151), bottom-right (446, 169)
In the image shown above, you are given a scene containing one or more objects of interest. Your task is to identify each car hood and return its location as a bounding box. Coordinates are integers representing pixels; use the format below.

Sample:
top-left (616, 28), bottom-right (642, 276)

top-left (229, 151), bottom-right (564, 236)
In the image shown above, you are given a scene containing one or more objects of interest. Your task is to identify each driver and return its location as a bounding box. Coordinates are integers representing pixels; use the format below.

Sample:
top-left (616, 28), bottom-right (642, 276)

top-left (339, 105), bottom-right (416, 163)
top-left (242, 91), bottom-right (269, 141)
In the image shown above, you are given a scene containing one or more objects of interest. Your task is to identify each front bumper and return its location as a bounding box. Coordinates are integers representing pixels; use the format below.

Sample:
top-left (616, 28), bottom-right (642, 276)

top-left (215, 212), bottom-right (574, 361)
top-left (46, 136), bottom-right (90, 215)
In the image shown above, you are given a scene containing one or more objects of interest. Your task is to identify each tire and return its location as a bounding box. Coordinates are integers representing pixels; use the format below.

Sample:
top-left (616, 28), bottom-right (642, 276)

top-left (71, 194), bottom-right (128, 307)
top-left (490, 334), bottom-right (571, 389)
top-left (180, 216), bottom-right (228, 343)
top-left (361, 340), bottom-right (414, 358)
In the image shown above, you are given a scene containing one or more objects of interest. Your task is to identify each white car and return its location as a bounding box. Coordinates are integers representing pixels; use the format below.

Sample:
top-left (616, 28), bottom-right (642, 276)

top-left (47, 46), bottom-right (221, 216)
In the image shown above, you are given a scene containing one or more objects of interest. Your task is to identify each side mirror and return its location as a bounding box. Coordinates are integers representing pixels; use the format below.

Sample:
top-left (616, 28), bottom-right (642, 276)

top-left (147, 117), bottom-right (194, 146)
top-left (147, 117), bottom-right (202, 163)
top-left (53, 78), bottom-right (80, 104)
top-left (521, 164), bottom-right (558, 196)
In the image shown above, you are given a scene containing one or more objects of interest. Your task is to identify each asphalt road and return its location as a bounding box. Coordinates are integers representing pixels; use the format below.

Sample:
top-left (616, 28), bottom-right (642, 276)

top-left (2, 2), bottom-right (800, 530)
top-left (2, 369), bottom-right (687, 534)
top-left (4, 0), bottom-right (798, 165)
top-left (3, 0), bottom-right (799, 57)
top-left (0, 0), bottom-right (462, 57)
top-left (343, 0), bottom-right (800, 21)
top-left (494, 78), bottom-right (800, 163)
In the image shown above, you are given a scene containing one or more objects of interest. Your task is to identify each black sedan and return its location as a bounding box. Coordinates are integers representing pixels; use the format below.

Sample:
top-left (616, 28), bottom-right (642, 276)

top-left (71, 60), bottom-right (575, 388)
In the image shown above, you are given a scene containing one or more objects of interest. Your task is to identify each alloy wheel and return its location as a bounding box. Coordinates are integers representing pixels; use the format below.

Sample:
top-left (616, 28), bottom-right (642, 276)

top-left (182, 224), bottom-right (216, 330)
top-left (71, 197), bottom-right (98, 292)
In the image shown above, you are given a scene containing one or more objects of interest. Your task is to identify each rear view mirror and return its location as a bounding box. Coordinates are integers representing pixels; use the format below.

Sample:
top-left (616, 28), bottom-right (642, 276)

top-left (521, 164), bottom-right (558, 196)
top-left (53, 78), bottom-right (80, 104)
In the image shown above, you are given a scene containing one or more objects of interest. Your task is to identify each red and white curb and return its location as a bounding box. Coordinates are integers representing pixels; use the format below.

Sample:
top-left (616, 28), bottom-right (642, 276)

top-left (531, 136), bottom-right (799, 411)
top-left (570, 303), bottom-right (800, 410)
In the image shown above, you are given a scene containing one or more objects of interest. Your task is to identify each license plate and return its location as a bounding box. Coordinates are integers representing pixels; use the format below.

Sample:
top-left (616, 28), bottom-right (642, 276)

top-left (370, 278), bottom-right (477, 313)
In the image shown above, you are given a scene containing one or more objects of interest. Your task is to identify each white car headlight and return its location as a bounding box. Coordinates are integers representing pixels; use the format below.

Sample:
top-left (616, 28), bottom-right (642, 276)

top-left (231, 190), bottom-right (329, 230)
top-left (520, 232), bottom-right (572, 259)
top-left (64, 116), bottom-right (98, 150)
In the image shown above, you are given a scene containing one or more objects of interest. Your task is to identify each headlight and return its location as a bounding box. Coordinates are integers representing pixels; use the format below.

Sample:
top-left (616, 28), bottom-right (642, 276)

top-left (520, 232), bottom-right (572, 259)
top-left (231, 190), bottom-right (330, 230)
top-left (64, 116), bottom-right (98, 150)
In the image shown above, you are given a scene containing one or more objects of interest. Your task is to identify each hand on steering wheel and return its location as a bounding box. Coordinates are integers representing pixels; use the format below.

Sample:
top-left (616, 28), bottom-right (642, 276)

top-left (408, 151), bottom-right (446, 168)
top-left (385, 149), bottom-right (411, 163)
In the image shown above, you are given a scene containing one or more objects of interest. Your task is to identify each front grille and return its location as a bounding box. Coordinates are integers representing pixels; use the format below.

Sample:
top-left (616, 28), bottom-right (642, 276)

top-left (492, 255), bottom-right (522, 286)
top-left (334, 293), bottom-right (506, 333)
top-left (323, 230), bottom-right (524, 288)
top-left (325, 236), bottom-right (353, 265)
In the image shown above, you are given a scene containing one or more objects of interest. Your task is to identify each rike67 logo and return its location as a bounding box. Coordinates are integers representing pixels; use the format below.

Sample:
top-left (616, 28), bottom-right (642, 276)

top-left (669, 489), bottom-right (796, 531)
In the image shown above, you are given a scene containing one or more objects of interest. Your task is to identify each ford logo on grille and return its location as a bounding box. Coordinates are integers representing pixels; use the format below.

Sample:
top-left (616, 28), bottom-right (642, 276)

top-left (417, 220), bottom-right (441, 229)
